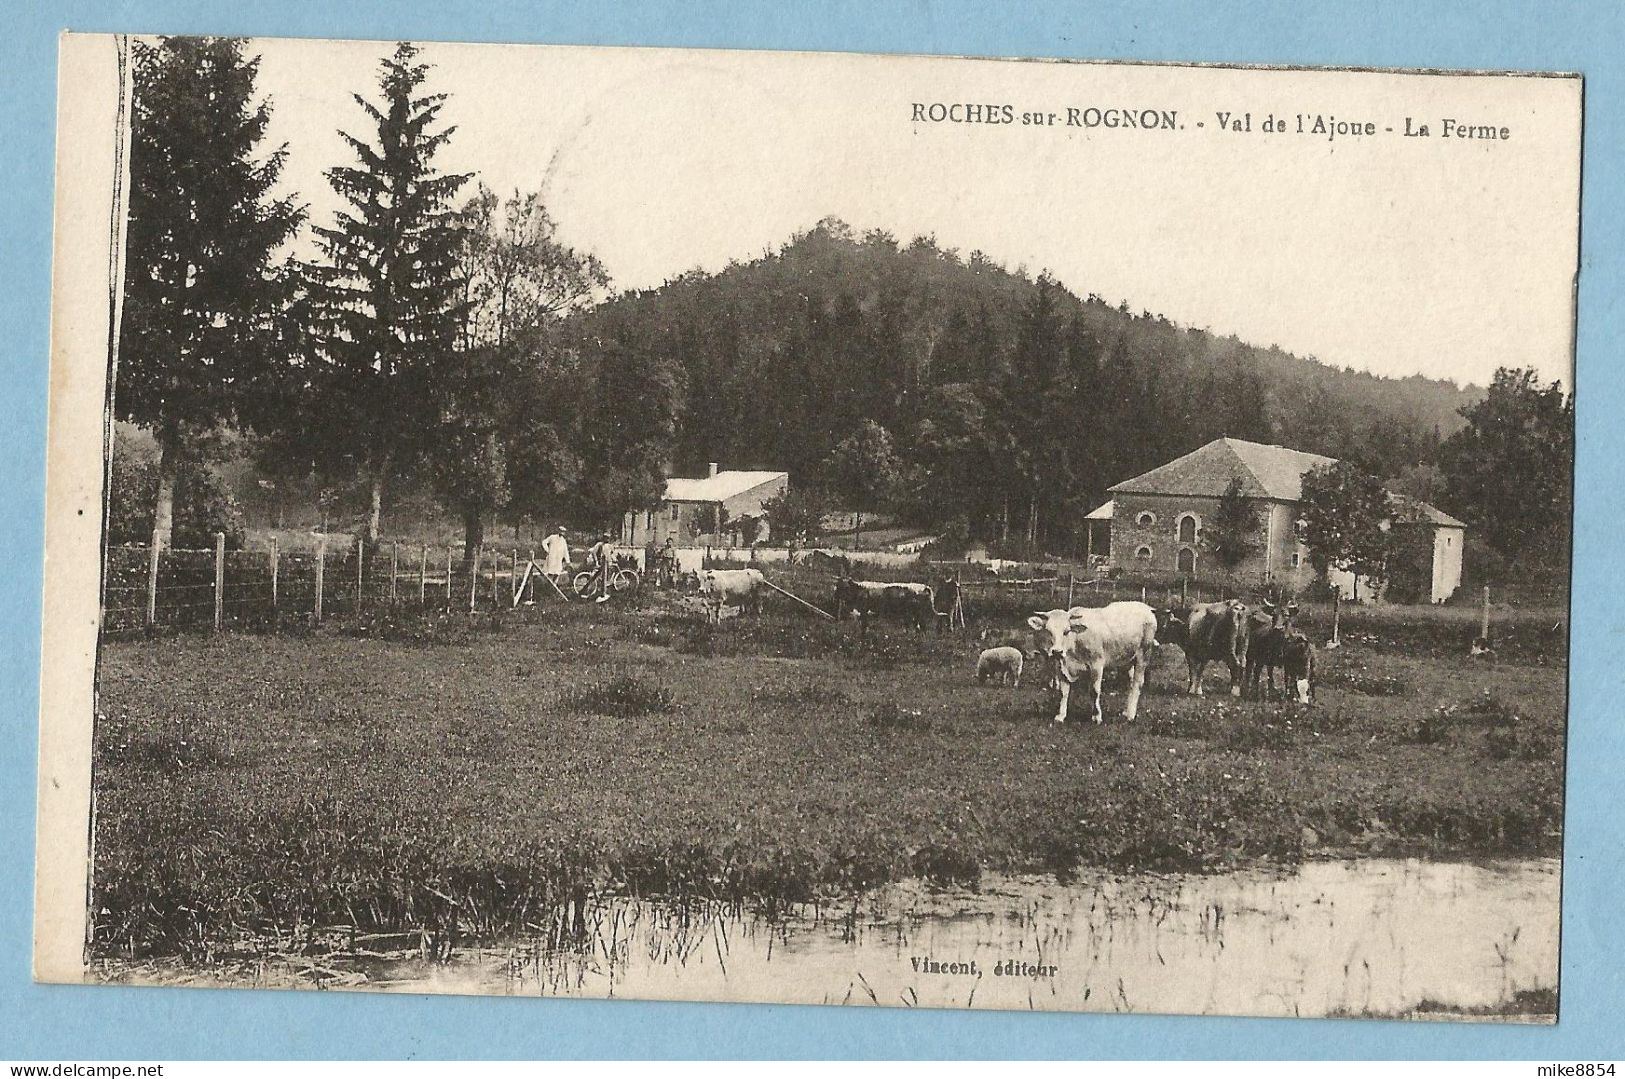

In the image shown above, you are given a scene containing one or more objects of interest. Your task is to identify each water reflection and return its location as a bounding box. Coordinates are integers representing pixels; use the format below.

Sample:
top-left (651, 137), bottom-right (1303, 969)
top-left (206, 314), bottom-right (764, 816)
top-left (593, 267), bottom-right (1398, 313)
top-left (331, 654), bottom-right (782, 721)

top-left (370, 858), bottom-right (1558, 1019)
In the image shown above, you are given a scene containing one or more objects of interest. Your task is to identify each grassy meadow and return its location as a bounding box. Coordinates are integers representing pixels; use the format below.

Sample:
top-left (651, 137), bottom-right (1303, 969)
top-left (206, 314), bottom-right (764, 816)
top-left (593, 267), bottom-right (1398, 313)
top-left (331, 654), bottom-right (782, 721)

top-left (90, 581), bottom-right (1567, 960)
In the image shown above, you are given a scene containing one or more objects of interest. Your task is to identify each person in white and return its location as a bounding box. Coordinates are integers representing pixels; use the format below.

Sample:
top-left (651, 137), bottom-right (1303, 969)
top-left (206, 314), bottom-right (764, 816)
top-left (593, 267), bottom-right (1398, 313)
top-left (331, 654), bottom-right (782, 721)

top-left (540, 526), bottom-right (571, 592)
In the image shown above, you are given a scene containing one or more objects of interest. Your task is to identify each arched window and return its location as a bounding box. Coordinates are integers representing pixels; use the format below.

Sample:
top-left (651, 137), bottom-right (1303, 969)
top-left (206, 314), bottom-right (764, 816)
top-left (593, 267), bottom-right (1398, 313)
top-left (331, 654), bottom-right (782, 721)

top-left (1177, 513), bottom-right (1199, 544)
top-left (1177, 547), bottom-right (1196, 574)
top-left (1135, 545), bottom-right (1153, 561)
top-left (1136, 510), bottom-right (1156, 527)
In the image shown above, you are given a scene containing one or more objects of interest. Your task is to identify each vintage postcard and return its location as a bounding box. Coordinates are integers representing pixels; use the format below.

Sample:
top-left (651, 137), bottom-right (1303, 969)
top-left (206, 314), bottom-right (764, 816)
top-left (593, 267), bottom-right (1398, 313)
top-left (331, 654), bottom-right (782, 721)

top-left (37, 34), bottom-right (1579, 1021)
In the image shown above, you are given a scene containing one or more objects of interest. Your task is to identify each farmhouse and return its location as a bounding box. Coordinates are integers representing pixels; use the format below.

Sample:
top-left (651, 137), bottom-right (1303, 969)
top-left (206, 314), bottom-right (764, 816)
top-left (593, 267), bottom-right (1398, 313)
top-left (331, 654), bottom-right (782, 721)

top-left (1090, 437), bottom-right (1466, 603)
top-left (621, 463), bottom-right (789, 547)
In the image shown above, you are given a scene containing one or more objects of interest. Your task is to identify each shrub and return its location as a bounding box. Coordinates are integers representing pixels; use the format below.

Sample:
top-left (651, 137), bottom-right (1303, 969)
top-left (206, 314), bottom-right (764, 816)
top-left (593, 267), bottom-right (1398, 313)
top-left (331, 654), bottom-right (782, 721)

top-left (867, 701), bottom-right (930, 731)
top-left (566, 676), bottom-right (676, 717)
top-left (1413, 705), bottom-right (1454, 745)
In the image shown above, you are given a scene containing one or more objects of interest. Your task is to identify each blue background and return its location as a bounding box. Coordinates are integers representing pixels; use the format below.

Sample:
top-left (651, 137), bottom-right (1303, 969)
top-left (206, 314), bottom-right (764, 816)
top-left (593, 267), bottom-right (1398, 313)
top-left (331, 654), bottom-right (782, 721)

top-left (3, 0), bottom-right (1621, 1060)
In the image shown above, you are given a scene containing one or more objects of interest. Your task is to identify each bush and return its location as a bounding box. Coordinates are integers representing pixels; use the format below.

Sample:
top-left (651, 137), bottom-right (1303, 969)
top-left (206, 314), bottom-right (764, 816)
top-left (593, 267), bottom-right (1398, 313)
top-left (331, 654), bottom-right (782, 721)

top-left (108, 453), bottom-right (247, 549)
top-left (566, 676), bottom-right (676, 717)
top-left (866, 701), bottom-right (930, 731)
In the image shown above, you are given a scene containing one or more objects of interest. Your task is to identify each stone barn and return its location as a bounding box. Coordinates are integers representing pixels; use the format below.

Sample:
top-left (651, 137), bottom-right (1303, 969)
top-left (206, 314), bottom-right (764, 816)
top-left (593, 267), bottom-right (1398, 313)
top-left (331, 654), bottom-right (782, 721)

top-left (1087, 437), bottom-right (1466, 602)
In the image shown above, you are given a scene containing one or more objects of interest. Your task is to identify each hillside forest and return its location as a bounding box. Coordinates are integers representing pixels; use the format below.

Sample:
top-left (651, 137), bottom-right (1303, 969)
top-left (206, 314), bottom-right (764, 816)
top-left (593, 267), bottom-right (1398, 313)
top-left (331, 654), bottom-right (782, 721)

top-left (109, 38), bottom-right (1573, 585)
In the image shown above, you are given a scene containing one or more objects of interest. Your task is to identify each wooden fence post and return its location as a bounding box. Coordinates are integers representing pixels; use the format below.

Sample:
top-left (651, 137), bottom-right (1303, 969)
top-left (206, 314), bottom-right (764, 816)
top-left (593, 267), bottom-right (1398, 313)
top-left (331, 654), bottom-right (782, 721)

top-left (390, 541), bottom-right (399, 603)
top-left (469, 546), bottom-right (480, 611)
top-left (419, 544), bottom-right (428, 605)
top-left (445, 546), bottom-right (454, 604)
top-left (314, 536), bottom-right (326, 623)
top-left (1480, 585), bottom-right (1491, 642)
top-left (1330, 589), bottom-right (1341, 648)
top-left (356, 536), bottom-right (365, 612)
top-left (511, 549), bottom-right (519, 604)
top-left (213, 532), bottom-right (225, 632)
top-left (270, 538), bottom-right (279, 614)
top-left (490, 548), bottom-right (500, 605)
top-left (145, 527), bottom-right (161, 629)
top-left (1067, 573), bottom-right (1075, 607)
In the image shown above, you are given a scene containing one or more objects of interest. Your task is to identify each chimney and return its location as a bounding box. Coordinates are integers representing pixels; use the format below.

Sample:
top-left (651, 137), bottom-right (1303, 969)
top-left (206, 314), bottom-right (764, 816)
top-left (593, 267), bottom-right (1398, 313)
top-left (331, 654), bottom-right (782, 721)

top-left (708, 462), bottom-right (719, 478)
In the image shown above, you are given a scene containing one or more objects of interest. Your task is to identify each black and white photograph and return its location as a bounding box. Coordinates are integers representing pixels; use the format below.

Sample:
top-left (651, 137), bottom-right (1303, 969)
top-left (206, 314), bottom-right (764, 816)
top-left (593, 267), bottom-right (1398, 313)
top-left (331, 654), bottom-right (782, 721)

top-left (36, 34), bottom-right (1579, 1022)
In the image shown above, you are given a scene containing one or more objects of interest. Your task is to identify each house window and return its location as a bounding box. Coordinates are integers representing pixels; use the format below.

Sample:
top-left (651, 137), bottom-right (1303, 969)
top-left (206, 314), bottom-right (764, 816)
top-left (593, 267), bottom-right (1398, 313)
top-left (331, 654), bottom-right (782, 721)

top-left (1177, 513), bottom-right (1199, 544)
top-left (1135, 545), bottom-right (1153, 561)
top-left (1177, 547), bottom-right (1196, 574)
top-left (1291, 550), bottom-right (1301, 568)
top-left (669, 504), bottom-right (680, 522)
top-left (645, 510), bottom-right (654, 530)
top-left (1136, 510), bottom-right (1156, 527)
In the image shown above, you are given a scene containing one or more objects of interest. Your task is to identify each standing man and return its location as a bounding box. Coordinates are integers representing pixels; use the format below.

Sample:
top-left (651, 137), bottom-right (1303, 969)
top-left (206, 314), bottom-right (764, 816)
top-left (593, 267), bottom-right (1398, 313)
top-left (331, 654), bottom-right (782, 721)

top-left (540, 525), bottom-right (571, 596)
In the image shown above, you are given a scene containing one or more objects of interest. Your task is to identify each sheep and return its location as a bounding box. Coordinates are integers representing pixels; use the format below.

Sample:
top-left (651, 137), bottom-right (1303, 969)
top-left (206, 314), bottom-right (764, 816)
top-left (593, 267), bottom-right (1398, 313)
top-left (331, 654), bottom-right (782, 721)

top-left (976, 645), bottom-right (1025, 687)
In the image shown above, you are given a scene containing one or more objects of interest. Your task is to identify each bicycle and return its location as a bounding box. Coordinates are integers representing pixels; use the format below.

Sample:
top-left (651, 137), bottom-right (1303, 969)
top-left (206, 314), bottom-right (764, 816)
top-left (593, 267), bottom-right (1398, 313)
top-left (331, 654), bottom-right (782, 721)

top-left (572, 556), bottom-right (641, 601)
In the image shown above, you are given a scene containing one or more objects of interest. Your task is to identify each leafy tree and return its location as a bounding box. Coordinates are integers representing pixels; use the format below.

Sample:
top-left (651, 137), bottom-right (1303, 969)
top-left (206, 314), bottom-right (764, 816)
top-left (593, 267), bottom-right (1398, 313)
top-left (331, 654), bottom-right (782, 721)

top-left (118, 36), bottom-right (303, 545)
top-left (1299, 461), bottom-right (1392, 599)
top-left (577, 327), bottom-right (683, 524)
top-left (761, 486), bottom-right (829, 550)
top-left (1438, 367), bottom-right (1573, 560)
top-left (1204, 476), bottom-right (1260, 581)
top-left (456, 184), bottom-right (609, 350)
top-left (308, 41), bottom-right (471, 545)
top-left (827, 420), bottom-right (902, 547)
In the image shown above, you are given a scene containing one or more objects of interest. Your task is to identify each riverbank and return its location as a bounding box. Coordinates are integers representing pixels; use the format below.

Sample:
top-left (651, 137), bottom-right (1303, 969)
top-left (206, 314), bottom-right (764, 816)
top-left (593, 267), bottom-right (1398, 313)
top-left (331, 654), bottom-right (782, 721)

top-left (90, 598), bottom-right (1565, 960)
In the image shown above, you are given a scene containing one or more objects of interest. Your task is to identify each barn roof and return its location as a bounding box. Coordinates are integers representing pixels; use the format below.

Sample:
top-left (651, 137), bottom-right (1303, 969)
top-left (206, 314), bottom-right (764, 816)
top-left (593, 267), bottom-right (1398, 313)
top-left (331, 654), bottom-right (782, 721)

top-left (1084, 500), bottom-right (1115, 520)
top-left (663, 470), bottom-right (787, 503)
top-left (1389, 494), bottom-right (1468, 528)
top-left (1109, 438), bottom-right (1337, 501)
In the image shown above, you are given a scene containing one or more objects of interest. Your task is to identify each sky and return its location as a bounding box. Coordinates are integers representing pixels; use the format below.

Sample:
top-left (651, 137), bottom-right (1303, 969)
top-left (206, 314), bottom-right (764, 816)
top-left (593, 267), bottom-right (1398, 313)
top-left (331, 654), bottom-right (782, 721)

top-left (234, 36), bottom-right (1585, 389)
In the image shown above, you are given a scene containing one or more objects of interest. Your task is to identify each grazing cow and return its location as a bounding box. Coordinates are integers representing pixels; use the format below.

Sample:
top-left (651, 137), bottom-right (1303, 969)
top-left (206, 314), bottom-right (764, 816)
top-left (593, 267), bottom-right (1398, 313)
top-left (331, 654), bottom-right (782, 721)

top-left (1160, 599), bottom-right (1250, 697)
top-left (833, 577), bottom-right (938, 634)
top-left (692, 568), bottom-right (765, 623)
top-left (1026, 602), bottom-right (1159, 724)
top-left (976, 646), bottom-right (1025, 687)
top-left (1280, 630), bottom-right (1316, 703)
top-left (1243, 597), bottom-right (1299, 699)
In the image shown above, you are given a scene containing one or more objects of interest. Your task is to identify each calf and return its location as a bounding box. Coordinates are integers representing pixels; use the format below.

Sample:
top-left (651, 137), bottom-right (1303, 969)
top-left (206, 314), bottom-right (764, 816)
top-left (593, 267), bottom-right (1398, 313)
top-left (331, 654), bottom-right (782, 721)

top-left (692, 568), bottom-right (765, 623)
top-left (1026, 601), bottom-right (1159, 724)
top-left (1161, 599), bottom-right (1250, 697)
top-left (1280, 630), bottom-right (1315, 703)
top-left (833, 577), bottom-right (938, 634)
top-left (975, 646), bottom-right (1025, 687)
top-left (1244, 597), bottom-right (1299, 699)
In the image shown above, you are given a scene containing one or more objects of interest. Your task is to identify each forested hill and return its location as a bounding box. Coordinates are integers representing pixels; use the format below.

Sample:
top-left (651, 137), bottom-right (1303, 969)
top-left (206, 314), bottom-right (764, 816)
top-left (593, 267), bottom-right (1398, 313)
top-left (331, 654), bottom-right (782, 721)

top-left (566, 218), bottom-right (1477, 547)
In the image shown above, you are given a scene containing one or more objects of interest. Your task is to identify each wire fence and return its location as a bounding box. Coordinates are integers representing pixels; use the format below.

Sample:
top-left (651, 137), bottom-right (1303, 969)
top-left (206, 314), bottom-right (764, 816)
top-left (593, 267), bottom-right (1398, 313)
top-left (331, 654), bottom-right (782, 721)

top-left (101, 533), bottom-right (558, 636)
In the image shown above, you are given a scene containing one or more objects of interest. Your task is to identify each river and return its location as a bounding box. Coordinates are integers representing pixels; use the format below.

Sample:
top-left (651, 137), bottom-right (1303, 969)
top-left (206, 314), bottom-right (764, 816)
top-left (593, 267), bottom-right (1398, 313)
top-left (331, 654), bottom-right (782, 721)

top-left (358, 857), bottom-right (1558, 1020)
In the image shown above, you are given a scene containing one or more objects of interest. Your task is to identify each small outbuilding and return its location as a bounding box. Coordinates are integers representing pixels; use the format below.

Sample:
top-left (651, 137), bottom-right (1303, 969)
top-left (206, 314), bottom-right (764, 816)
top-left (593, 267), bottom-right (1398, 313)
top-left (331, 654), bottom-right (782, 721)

top-left (621, 463), bottom-right (789, 547)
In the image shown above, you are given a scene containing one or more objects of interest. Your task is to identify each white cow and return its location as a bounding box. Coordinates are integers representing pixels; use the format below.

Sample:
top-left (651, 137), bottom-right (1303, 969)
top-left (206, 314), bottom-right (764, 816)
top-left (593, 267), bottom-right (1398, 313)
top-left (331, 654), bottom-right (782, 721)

top-left (1026, 602), bottom-right (1159, 724)
top-left (692, 568), bottom-right (765, 623)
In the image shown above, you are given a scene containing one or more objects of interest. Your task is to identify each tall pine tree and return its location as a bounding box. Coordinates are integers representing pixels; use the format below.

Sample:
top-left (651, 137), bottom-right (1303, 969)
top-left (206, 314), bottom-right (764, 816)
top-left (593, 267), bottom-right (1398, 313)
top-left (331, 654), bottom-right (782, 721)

top-left (309, 41), bottom-right (470, 545)
top-left (118, 37), bottom-right (303, 546)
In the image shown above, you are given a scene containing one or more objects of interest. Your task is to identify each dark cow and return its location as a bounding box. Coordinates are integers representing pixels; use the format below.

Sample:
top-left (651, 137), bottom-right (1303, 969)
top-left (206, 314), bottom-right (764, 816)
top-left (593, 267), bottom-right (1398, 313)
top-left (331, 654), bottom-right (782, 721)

top-left (1161, 599), bottom-right (1250, 697)
top-left (833, 577), bottom-right (938, 634)
top-left (1280, 629), bottom-right (1316, 703)
top-left (1244, 597), bottom-right (1299, 699)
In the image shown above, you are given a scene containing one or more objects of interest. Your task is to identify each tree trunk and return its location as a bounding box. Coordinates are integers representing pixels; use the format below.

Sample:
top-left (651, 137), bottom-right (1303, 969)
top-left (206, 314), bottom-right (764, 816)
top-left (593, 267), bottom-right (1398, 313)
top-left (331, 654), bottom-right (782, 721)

top-left (462, 507), bottom-right (485, 571)
top-left (1000, 497), bottom-right (1009, 545)
top-left (366, 475), bottom-right (384, 547)
top-left (855, 508), bottom-right (863, 550)
top-left (153, 438), bottom-right (177, 548)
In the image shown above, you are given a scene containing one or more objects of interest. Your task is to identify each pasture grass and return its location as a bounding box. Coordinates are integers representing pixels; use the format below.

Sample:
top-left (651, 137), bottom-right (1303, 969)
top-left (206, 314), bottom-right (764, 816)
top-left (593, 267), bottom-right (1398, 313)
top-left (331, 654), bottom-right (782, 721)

top-left (91, 592), bottom-right (1565, 959)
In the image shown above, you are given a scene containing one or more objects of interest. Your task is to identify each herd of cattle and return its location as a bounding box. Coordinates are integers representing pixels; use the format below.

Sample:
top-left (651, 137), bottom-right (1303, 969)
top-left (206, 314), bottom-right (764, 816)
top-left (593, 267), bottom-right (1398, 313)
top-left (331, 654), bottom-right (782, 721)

top-left (685, 568), bottom-right (1317, 725)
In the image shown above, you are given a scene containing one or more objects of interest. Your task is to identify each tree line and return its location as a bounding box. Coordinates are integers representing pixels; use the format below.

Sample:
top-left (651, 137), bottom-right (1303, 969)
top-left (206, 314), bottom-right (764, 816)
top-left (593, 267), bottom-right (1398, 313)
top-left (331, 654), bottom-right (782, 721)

top-left (113, 37), bottom-right (1572, 586)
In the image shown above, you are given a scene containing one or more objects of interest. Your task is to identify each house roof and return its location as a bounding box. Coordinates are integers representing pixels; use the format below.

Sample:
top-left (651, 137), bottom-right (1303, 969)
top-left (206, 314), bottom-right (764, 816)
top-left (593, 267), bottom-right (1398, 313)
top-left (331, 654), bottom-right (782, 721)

top-left (1109, 438), bottom-right (1337, 502)
top-left (1389, 494), bottom-right (1468, 528)
top-left (664, 470), bottom-right (787, 503)
top-left (1085, 500), bottom-right (1115, 520)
